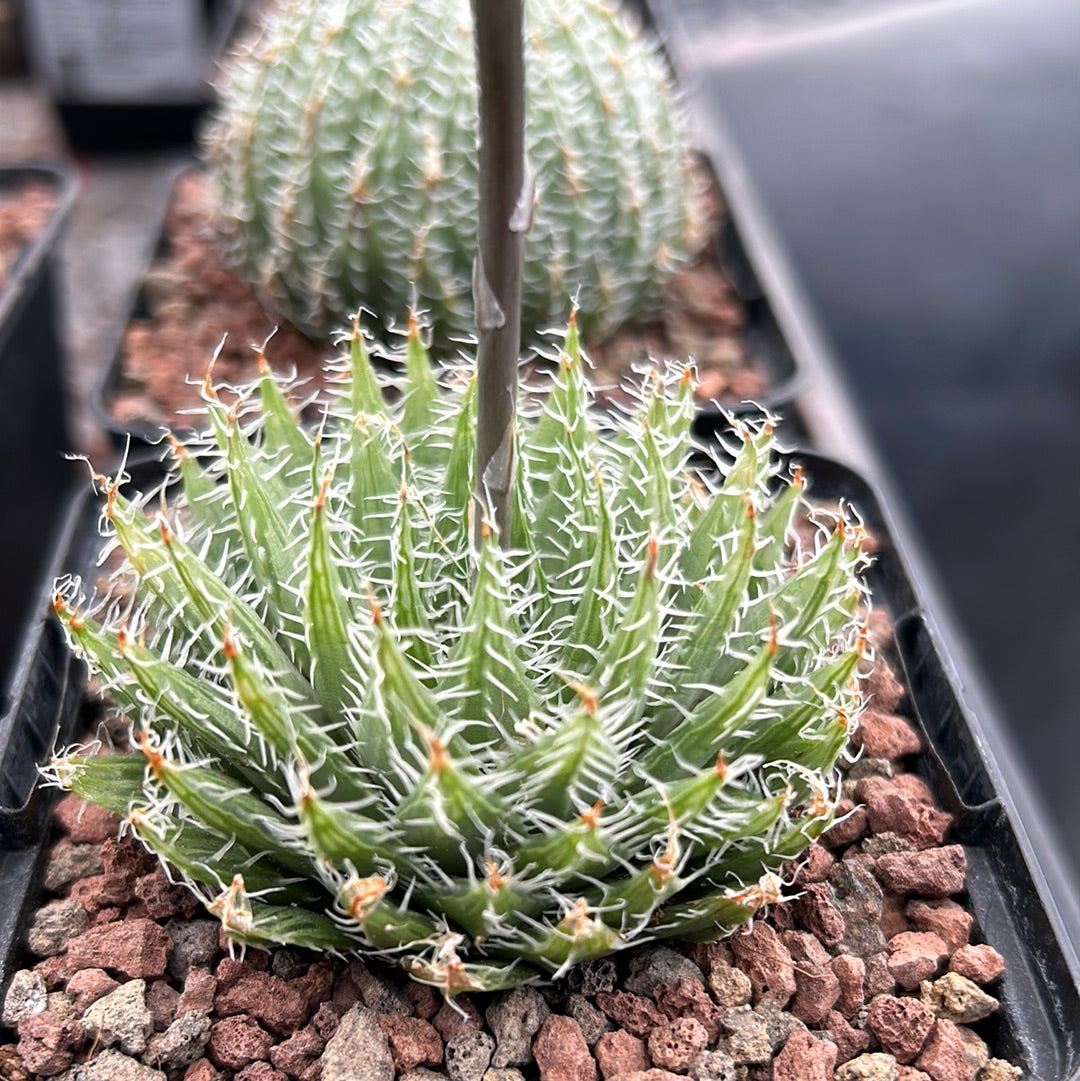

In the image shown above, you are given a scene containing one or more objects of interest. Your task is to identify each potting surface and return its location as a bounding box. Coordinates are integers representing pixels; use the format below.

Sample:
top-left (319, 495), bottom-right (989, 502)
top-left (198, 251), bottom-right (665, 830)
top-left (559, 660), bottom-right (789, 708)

top-left (654, 0), bottom-right (1080, 883)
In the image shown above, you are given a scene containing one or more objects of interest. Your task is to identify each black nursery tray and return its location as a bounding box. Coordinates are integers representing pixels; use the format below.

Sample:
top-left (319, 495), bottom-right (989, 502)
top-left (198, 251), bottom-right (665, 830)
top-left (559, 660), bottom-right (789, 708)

top-left (0, 164), bottom-right (80, 695)
top-left (791, 451), bottom-right (1080, 1080)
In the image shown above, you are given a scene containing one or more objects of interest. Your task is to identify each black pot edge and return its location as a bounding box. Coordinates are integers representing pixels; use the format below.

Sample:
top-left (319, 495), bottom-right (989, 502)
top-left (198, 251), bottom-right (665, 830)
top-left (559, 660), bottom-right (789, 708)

top-left (0, 447), bottom-right (1076, 1076)
top-left (41, 1), bottom-right (251, 155)
top-left (88, 156), bottom-right (200, 457)
top-left (0, 163), bottom-right (79, 339)
top-left (789, 450), bottom-right (1080, 1079)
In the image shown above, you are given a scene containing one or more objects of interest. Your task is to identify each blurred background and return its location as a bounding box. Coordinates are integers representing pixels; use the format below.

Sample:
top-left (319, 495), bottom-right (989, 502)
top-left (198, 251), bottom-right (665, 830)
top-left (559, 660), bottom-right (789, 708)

top-left (1, 0), bottom-right (1078, 906)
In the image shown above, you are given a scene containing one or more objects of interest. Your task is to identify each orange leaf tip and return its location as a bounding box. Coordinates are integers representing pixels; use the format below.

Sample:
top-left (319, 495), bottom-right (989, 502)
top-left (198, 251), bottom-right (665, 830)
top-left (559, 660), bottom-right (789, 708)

top-left (342, 875), bottom-right (388, 921)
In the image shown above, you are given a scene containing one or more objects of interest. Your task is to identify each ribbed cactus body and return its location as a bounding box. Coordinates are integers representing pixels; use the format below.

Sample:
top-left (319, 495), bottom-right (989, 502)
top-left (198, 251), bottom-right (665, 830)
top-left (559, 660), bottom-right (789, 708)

top-left (53, 321), bottom-right (867, 993)
top-left (203, 0), bottom-right (697, 348)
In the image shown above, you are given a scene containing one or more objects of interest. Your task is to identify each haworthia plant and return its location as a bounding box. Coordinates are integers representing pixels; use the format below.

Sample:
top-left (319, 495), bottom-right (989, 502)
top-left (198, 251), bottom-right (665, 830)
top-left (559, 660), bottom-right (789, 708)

top-left (202, 0), bottom-right (697, 348)
top-left (50, 319), bottom-right (868, 993)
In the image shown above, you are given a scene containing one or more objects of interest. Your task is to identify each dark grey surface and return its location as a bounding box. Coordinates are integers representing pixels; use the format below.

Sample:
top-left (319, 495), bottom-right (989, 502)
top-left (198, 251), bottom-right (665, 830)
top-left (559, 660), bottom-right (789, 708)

top-left (668, 0), bottom-right (1080, 870)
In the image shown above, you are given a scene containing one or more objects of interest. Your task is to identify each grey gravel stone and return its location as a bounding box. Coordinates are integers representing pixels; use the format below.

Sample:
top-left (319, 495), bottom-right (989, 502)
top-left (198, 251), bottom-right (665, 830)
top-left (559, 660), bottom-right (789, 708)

top-left (318, 1004), bottom-right (395, 1081)
top-left (830, 860), bottom-right (888, 958)
top-left (80, 979), bottom-right (153, 1056)
top-left (350, 960), bottom-right (413, 1015)
top-left (445, 1027), bottom-right (496, 1081)
top-left (43, 841), bottom-right (103, 893)
top-left (564, 994), bottom-right (610, 1046)
top-left (27, 896), bottom-right (90, 957)
top-left (55, 1048), bottom-right (167, 1080)
top-left (860, 833), bottom-right (917, 858)
top-left (688, 1048), bottom-right (739, 1081)
top-left (717, 1006), bottom-right (771, 1065)
top-left (165, 919), bottom-right (219, 980)
top-left (624, 947), bottom-right (705, 997)
top-left (270, 948), bottom-right (310, 980)
top-left (144, 1010), bottom-right (212, 1069)
top-left (754, 1000), bottom-right (806, 1053)
top-left (834, 1052), bottom-right (900, 1081)
top-left (2, 968), bottom-right (47, 1025)
top-left (574, 958), bottom-right (618, 997)
top-left (845, 758), bottom-right (895, 783)
top-left (486, 987), bottom-right (549, 1067)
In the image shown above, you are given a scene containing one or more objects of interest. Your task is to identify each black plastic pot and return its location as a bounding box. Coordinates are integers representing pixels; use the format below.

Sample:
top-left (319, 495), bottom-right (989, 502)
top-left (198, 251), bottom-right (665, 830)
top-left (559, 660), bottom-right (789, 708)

top-left (0, 477), bottom-right (102, 993)
top-left (0, 164), bottom-right (80, 697)
top-left (18, 0), bottom-right (248, 153)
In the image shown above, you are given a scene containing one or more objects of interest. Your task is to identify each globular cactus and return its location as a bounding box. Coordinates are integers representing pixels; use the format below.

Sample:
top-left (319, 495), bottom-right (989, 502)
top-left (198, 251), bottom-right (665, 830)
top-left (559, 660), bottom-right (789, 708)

top-left (50, 317), bottom-right (867, 993)
top-left (202, 0), bottom-right (698, 348)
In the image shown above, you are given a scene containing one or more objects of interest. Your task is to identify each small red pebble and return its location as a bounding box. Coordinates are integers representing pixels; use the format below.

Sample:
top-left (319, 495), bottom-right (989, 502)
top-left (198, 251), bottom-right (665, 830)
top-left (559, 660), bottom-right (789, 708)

top-left (949, 944), bottom-right (1005, 984)
top-left (822, 800), bottom-right (869, 849)
top-left (433, 996), bottom-right (482, 1039)
top-left (209, 1015), bottom-right (273, 1071)
top-left (183, 1060), bottom-right (221, 1081)
top-left (65, 918), bottom-right (172, 980)
top-left (377, 1015), bottom-right (444, 1071)
top-left (824, 1009), bottom-right (871, 1064)
top-left (797, 844), bottom-right (837, 884)
top-left (54, 794), bottom-right (119, 843)
top-left (859, 777), bottom-right (953, 850)
top-left (729, 923), bottom-right (796, 1007)
top-left (773, 1029), bottom-right (837, 1081)
top-left (916, 1019), bottom-right (976, 1081)
top-left (781, 932), bottom-right (840, 1024)
top-left (866, 994), bottom-right (936, 1063)
top-left (831, 955), bottom-right (866, 1019)
top-left (235, 1063), bottom-right (288, 1081)
top-left (793, 882), bottom-right (846, 949)
top-left (862, 664), bottom-right (906, 712)
top-left (887, 932), bottom-right (950, 990)
top-left (875, 845), bottom-right (967, 897)
top-left (65, 968), bottom-right (119, 1012)
top-left (881, 891), bottom-right (913, 939)
top-left (595, 1031), bottom-right (649, 1080)
top-left (533, 1014), bottom-right (597, 1081)
top-left (855, 710), bottom-right (922, 759)
top-left (646, 1016), bottom-right (709, 1072)
top-left (215, 973), bottom-right (307, 1036)
top-left (906, 899), bottom-right (973, 953)
top-left (178, 969), bottom-right (219, 1016)
top-left (594, 992), bottom-right (666, 1037)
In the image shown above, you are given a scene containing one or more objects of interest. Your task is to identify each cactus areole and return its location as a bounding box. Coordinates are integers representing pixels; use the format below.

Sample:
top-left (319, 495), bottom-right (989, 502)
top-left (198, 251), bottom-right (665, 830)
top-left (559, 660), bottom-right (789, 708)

top-left (50, 318), bottom-right (869, 994)
top-left (202, 0), bottom-right (698, 350)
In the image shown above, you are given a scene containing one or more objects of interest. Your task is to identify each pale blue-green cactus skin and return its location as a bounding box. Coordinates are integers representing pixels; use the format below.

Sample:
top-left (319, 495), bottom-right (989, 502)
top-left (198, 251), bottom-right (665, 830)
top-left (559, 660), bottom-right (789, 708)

top-left (51, 320), bottom-right (867, 994)
top-left (202, 0), bottom-right (699, 348)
